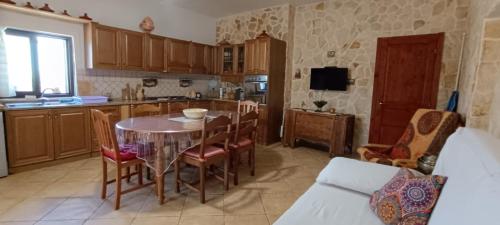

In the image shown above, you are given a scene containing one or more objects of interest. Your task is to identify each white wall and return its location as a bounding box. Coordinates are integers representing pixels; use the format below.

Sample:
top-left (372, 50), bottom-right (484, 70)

top-left (0, 0), bottom-right (216, 44)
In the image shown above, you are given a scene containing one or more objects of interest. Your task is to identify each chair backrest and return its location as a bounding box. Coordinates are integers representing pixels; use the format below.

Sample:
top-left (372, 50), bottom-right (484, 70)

top-left (198, 114), bottom-right (232, 159)
top-left (234, 110), bottom-right (259, 143)
top-left (238, 100), bottom-right (259, 114)
top-left (90, 109), bottom-right (121, 161)
top-left (131, 104), bottom-right (161, 117)
top-left (390, 109), bottom-right (460, 161)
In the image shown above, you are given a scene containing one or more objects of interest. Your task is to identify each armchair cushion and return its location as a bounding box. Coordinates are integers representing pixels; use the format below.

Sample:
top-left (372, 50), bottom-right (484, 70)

top-left (316, 157), bottom-right (422, 195)
top-left (358, 109), bottom-right (460, 168)
top-left (369, 168), bottom-right (447, 225)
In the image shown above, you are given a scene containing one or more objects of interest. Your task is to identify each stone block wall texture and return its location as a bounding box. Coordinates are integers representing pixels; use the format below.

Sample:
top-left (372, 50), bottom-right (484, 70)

top-left (460, 0), bottom-right (500, 133)
top-left (217, 0), bottom-right (469, 147)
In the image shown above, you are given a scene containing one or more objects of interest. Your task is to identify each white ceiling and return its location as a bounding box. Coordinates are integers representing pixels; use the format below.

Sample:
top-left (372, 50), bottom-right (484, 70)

top-left (160, 0), bottom-right (323, 18)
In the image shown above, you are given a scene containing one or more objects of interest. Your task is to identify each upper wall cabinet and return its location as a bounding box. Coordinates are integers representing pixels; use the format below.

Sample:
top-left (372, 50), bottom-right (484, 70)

top-left (245, 33), bottom-right (271, 75)
top-left (190, 42), bottom-right (207, 74)
top-left (85, 23), bottom-right (121, 69)
top-left (146, 34), bottom-right (167, 72)
top-left (121, 30), bottom-right (146, 71)
top-left (166, 38), bottom-right (191, 73)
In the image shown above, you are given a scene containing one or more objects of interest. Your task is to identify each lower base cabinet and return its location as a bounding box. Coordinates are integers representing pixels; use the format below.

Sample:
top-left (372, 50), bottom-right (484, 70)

top-left (6, 109), bottom-right (54, 167)
top-left (6, 107), bottom-right (91, 168)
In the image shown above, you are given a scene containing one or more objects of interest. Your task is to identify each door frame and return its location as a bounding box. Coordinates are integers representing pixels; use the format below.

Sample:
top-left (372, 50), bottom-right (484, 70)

top-left (368, 33), bottom-right (445, 144)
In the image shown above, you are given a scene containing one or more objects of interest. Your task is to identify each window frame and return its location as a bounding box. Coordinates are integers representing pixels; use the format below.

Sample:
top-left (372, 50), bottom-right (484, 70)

top-left (5, 28), bottom-right (75, 98)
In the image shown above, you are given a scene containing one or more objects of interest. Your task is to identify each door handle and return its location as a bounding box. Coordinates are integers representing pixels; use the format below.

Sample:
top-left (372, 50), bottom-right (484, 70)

top-left (379, 101), bottom-right (384, 105)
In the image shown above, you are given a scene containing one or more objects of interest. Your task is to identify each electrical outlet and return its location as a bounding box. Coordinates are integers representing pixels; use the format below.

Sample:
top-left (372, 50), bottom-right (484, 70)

top-left (327, 50), bottom-right (336, 58)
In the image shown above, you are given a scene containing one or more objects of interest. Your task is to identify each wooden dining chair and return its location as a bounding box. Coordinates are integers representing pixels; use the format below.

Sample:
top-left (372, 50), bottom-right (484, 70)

top-left (91, 109), bottom-right (154, 210)
top-left (131, 104), bottom-right (161, 117)
top-left (228, 110), bottom-right (259, 185)
top-left (238, 100), bottom-right (259, 113)
top-left (174, 115), bottom-right (232, 203)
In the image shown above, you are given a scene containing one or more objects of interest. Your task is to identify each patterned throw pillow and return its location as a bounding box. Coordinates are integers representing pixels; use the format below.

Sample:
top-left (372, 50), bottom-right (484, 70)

top-left (369, 168), bottom-right (447, 225)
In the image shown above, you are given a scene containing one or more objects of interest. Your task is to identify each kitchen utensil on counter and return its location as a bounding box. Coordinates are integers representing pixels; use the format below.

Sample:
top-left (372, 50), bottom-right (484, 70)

top-left (234, 87), bottom-right (244, 100)
top-left (195, 92), bottom-right (202, 99)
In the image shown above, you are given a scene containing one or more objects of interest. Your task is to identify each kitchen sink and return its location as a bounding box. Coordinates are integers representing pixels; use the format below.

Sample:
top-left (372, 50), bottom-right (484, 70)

top-left (5, 100), bottom-right (81, 109)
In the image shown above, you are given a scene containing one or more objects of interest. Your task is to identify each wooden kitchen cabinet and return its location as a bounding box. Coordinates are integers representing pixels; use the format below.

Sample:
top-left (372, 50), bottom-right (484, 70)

top-left (146, 34), bottom-right (167, 72)
top-left (255, 36), bottom-right (270, 74)
top-left (245, 39), bottom-right (257, 74)
top-left (120, 30), bottom-right (146, 70)
top-left (189, 100), bottom-right (212, 110)
top-left (212, 100), bottom-right (238, 111)
top-left (6, 110), bottom-right (54, 167)
top-left (85, 23), bottom-right (121, 69)
top-left (53, 108), bottom-right (91, 159)
top-left (166, 38), bottom-right (191, 73)
top-left (235, 44), bottom-right (245, 75)
top-left (220, 44), bottom-right (235, 75)
top-left (89, 106), bottom-right (121, 152)
top-left (190, 42), bottom-right (207, 74)
top-left (168, 101), bottom-right (189, 113)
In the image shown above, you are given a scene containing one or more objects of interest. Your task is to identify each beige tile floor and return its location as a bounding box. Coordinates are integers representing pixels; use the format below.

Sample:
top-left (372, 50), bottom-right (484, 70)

top-left (0, 144), bottom-right (331, 225)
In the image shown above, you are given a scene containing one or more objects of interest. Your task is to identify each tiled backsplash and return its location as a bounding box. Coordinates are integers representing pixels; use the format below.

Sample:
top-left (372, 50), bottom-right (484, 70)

top-left (77, 69), bottom-right (218, 99)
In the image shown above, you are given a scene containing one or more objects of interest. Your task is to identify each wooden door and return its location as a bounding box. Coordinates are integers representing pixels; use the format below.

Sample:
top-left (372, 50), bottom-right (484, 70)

top-left (235, 44), bottom-right (245, 75)
top-left (256, 37), bottom-right (270, 74)
top-left (245, 40), bottom-right (257, 74)
top-left (53, 108), bottom-right (91, 159)
top-left (166, 38), bottom-right (191, 73)
top-left (90, 106), bottom-right (121, 152)
top-left (91, 24), bottom-right (121, 69)
top-left (121, 30), bottom-right (146, 70)
top-left (6, 110), bottom-right (54, 167)
top-left (205, 46), bottom-right (213, 74)
top-left (190, 42), bottom-right (207, 74)
top-left (146, 34), bottom-right (167, 72)
top-left (369, 33), bottom-right (444, 145)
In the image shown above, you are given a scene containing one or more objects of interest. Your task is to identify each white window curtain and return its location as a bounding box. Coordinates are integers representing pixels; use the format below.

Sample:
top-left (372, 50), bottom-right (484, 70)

top-left (0, 27), bottom-right (15, 97)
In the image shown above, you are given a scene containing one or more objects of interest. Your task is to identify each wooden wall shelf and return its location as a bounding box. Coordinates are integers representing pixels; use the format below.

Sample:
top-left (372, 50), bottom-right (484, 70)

top-left (0, 2), bottom-right (91, 24)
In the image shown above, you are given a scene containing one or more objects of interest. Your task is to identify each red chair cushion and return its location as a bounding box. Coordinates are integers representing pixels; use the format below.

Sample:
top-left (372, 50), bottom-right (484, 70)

top-left (103, 144), bottom-right (138, 161)
top-left (183, 145), bottom-right (225, 158)
top-left (228, 137), bottom-right (253, 150)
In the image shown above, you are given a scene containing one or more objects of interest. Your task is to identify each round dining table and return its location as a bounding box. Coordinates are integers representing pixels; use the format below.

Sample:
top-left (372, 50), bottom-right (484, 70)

top-left (115, 111), bottom-right (234, 204)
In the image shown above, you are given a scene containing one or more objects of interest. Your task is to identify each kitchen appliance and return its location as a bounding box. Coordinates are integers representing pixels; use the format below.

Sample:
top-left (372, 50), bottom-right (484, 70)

top-left (244, 75), bottom-right (268, 104)
top-left (0, 112), bottom-right (8, 177)
top-left (234, 88), bottom-right (244, 100)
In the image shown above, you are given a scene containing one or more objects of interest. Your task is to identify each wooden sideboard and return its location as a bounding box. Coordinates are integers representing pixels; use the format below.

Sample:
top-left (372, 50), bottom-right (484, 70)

top-left (283, 109), bottom-right (355, 157)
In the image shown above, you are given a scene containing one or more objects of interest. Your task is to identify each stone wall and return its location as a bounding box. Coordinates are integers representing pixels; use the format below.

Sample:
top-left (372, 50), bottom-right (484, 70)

top-left (291, 0), bottom-right (468, 146)
top-left (460, 0), bottom-right (500, 132)
top-left (217, 0), bottom-right (470, 147)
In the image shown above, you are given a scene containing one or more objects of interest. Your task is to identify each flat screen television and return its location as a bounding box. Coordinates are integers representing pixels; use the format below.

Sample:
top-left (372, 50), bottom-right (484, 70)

top-left (310, 67), bottom-right (348, 91)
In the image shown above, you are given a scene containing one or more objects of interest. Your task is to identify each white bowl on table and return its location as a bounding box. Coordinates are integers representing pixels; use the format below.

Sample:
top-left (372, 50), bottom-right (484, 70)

top-left (182, 108), bottom-right (208, 119)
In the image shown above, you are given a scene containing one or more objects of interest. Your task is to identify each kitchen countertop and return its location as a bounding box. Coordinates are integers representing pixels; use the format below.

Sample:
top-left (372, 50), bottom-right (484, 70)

top-left (0, 98), bottom-right (265, 111)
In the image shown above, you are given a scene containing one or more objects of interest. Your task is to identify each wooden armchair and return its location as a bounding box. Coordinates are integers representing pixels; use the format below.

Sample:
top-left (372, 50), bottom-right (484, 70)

top-left (91, 109), bottom-right (154, 210)
top-left (174, 115), bottom-right (232, 203)
top-left (358, 109), bottom-right (460, 168)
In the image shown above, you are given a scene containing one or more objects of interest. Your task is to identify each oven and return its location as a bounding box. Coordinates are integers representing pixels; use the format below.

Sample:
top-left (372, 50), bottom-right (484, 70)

top-left (244, 75), bottom-right (268, 104)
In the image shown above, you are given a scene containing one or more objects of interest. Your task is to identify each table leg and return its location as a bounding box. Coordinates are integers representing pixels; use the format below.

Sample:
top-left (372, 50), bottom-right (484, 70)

top-left (156, 173), bottom-right (165, 204)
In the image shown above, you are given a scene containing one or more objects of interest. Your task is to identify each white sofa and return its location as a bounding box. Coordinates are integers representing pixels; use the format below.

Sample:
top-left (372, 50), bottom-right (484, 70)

top-left (274, 128), bottom-right (500, 225)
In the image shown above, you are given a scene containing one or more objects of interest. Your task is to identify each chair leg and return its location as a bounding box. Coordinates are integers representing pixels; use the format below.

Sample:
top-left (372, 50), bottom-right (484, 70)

top-left (250, 146), bottom-right (256, 176)
top-left (224, 155), bottom-right (229, 191)
top-left (115, 165), bottom-right (122, 210)
top-left (200, 165), bottom-right (206, 204)
top-left (174, 160), bottom-right (180, 193)
top-left (126, 167), bottom-right (131, 183)
top-left (234, 152), bottom-right (240, 186)
top-left (137, 164), bottom-right (143, 185)
top-left (101, 159), bottom-right (107, 199)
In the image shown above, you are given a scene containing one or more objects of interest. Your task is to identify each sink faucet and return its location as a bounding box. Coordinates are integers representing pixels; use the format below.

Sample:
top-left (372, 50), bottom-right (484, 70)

top-left (40, 88), bottom-right (57, 99)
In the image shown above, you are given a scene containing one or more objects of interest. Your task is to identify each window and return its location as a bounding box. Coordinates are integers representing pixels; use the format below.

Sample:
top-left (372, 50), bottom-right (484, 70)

top-left (4, 28), bottom-right (74, 97)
